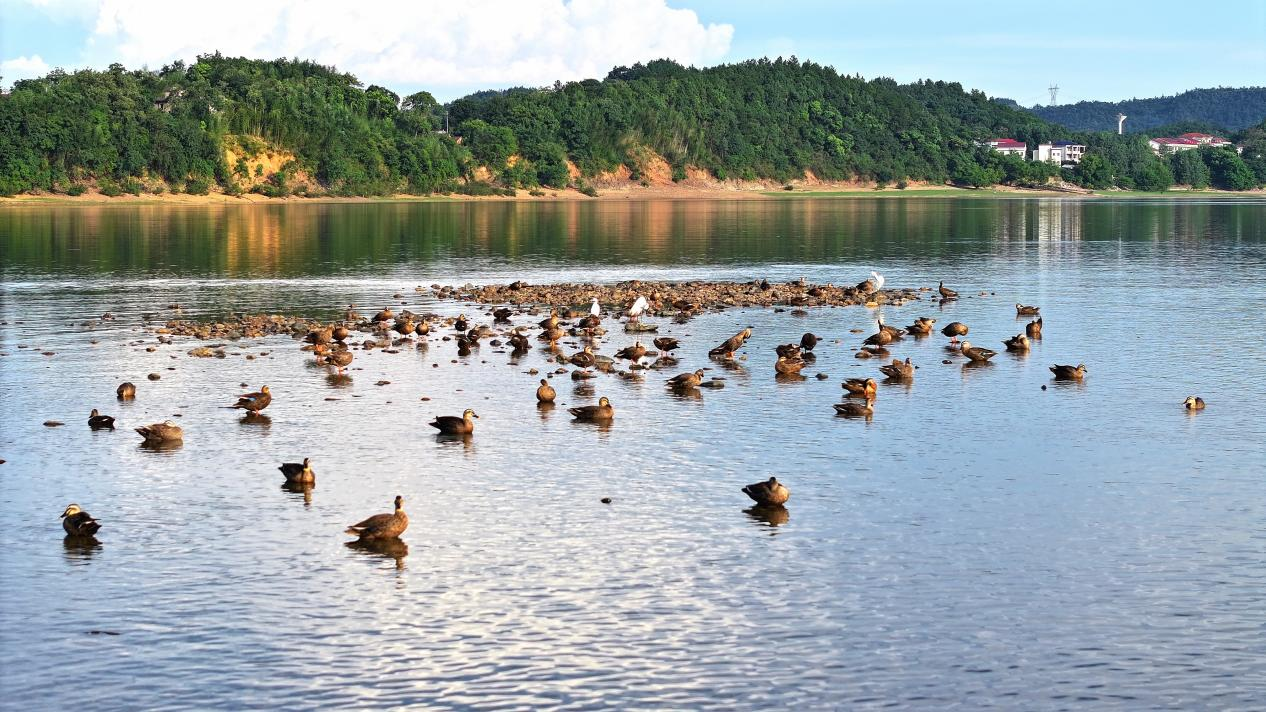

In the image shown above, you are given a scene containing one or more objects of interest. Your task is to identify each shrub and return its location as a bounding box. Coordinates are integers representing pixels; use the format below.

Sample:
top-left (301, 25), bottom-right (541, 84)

top-left (224, 182), bottom-right (243, 197)
top-left (578, 184), bottom-right (599, 197)
top-left (121, 177), bottom-right (143, 195)
top-left (783, 184), bottom-right (795, 191)
top-left (99, 179), bottom-right (123, 197)
top-left (896, 178), bottom-right (909, 190)
top-left (185, 177), bottom-right (211, 195)
top-left (528, 189), bottom-right (545, 197)
top-left (66, 183), bottom-right (87, 196)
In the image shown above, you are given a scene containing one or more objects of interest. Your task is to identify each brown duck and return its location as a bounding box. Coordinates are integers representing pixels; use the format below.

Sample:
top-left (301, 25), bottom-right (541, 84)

top-left (863, 321), bottom-right (893, 347)
top-left (833, 398), bottom-right (875, 417)
top-left (279, 457), bottom-right (315, 483)
top-left (569, 397), bottom-right (614, 421)
top-left (569, 346), bottom-right (598, 367)
top-left (324, 350), bottom-right (353, 373)
top-left (61, 504), bottom-right (101, 537)
top-left (709, 328), bottom-right (752, 358)
top-left (136, 420), bottom-right (183, 442)
top-left (742, 477), bottom-right (790, 506)
top-left (941, 321), bottom-right (969, 345)
top-left (1003, 334), bottom-right (1030, 351)
top-left (615, 342), bottom-right (647, 361)
top-left (332, 325), bottom-right (350, 342)
top-left (414, 321), bottom-right (431, 336)
top-left (800, 333), bottom-right (820, 352)
top-left (842, 378), bottom-right (878, 399)
top-left (906, 317), bottom-right (936, 336)
top-left (88, 409), bottom-right (116, 430)
top-left (372, 308), bottom-right (394, 323)
top-left (1183, 396), bottom-right (1206, 410)
top-left (653, 337), bottom-right (680, 353)
top-left (667, 369), bottom-right (706, 388)
top-left (774, 356), bottom-right (806, 375)
top-left (429, 409), bottom-right (478, 435)
top-left (116, 382), bottom-right (136, 399)
top-left (959, 341), bottom-right (997, 362)
top-left (879, 358), bottom-right (916, 381)
top-left (1050, 363), bottom-right (1087, 380)
top-left (536, 379), bottom-right (556, 403)
top-left (938, 281), bottom-right (958, 299)
top-left (345, 495), bottom-right (408, 541)
top-left (1016, 304), bottom-right (1040, 316)
top-left (1026, 317), bottom-right (1043, 339)
top-left (233, 385), bottom-right (272, 415)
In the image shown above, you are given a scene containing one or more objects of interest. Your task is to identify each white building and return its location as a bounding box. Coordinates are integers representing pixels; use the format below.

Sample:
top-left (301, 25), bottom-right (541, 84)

top-left (1149, 133), bottom-right (1241, 156)
top-left (1031, 141), bottom-right (1086, 165)
top-left (984, 138), bottom-right (1027, 157)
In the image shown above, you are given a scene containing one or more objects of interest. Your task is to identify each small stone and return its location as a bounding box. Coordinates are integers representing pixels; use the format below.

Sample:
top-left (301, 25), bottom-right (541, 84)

top-left (147, 373), bottom-right (161, 380)
top-left (43, 421), bottom-right (65, 427)
top-left (601, 497), bottom-right (612, 504)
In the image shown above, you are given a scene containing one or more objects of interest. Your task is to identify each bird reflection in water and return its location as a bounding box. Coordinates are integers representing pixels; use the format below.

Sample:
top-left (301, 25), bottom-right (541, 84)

top-left (325, 373), bottom-right (353, 389)
top-left (346, 538), bottom-right (409, 570)
top-left (775, 373), bottom-right (807, 384)
top-left (536, 401), bottom-right (555, 420)
top-left (745, 505), bottom-right (790, 529)
top-left (63, 535), bottom-right (102, 561)
top-left (435, 433), bottom-right (475, 452)
top-left (139, 439), bottom-right (183, 453)
top-left (281, 481), bottom-right (314, 506)
top-left (961, 360), bottom-right (994, 373)
top-left (710, 356), bottom-right (747, 374)
top-left (240, 413), bottom-right (272, 428)
top-left (667, 386), bottom-right (703, 402)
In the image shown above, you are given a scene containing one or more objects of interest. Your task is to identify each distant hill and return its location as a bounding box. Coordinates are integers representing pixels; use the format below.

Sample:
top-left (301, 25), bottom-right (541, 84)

top-left (1024, 87), bottom-right (1266, 133)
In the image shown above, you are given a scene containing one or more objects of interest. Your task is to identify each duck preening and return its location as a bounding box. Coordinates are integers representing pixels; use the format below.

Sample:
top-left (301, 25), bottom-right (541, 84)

top-left (1026, 317), bottom-right (1043, 339)
top-left (1183, 396), bottom-right (1206, 410)
top-left (116, 382), bottom-right (136, 400)
top-left (136, 420), bottom-right (183, 443)
top-left (842, 378), bottom-right (878, 399)
top-left (1003, 334), bottom-right (1030, 351)
top-left (833, 398), bottom-right (875, 417)
top-left (879, 357), bottom-right (916, 381)
top-left (667, 369), bottom-right (705, 389)
top-left (742, 477), bottom-right (790, 506)
top-left (941, 321), bottom-right (968, 345)
top-left (61, 504), bottom-right (101, 538)
top-left (233, 385), bottom-right (272, 415)
top-left (88, 409), bottom-right (115, 429)
top-left (536, 379), bottom-right (557, 403)
top-left (346, 495), bottom-right (408, 541)
top-left (800, 332), bottom-right (820, 352)
top-left (774, 355), bottom-right (806, 376)
top-left (959, 341), bottom-right (997, 362)
top-left (1050, 363), bottom-right (1087, 380)
top-left (569, 397), bottom-right (614, 421)
top-left (709, 328), bottom-right (752, 359)
top-left (279, 457), bottom-right (315, 483)
top-left (429, 409), bottom-right (478, 435)
top-left (906, 317), bottom-right (936, 336)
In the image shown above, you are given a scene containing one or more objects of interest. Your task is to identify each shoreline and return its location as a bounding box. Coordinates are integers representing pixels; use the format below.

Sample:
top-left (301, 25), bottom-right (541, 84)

top-left (3, 183), bottom-right (1261, 207)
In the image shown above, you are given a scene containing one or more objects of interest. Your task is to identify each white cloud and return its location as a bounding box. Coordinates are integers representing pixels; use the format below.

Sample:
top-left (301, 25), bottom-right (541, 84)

top-left (1, 55), bottom-right (51, 82)
top-left (68, 0), bottom-right (732, 89)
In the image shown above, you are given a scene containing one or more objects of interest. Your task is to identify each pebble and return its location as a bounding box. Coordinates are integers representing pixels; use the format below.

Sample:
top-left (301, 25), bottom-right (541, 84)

top-left (43, 421), bottom-right (64, 427)
top-left (147, 373), bottom-right (161, 380)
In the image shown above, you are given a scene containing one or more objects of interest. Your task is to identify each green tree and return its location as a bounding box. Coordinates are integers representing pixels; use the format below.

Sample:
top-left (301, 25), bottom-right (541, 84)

top-left (1169, 150), bottom-right (1210, 188)
top-left (1073, 153), bottom-right (1113, 189)
top-left (1131, 158), bottom-right (1173, 192)
top-left (457, 119), bottom-right (518, 169)
top-left (1202, 147), bottom-right (1256, 190)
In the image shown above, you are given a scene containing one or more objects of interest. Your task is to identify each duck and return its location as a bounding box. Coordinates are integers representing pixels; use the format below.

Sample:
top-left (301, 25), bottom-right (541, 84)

top-left (429, 409), bottom-right (478, 435)
top-left (323, 350), bottom-right (353, 373)
top-left (1026, 317), bottom-right (1043, 339)
top-left (414, 321), bottom-right (431, 336)
top-left (345, 304), bottom-right (361, 321)
top-left (569, 397), bottom-right (615, 421)
top-left (332, 325), bottom-right (350, 342)
top-left (941, 321), bottom-right (969, 345)
top-left (833, 398), bottom-right (875, 417)
top-left (878, 318), bottom-right (906, 340)
top-left (653, 337), bottom-right (680, 353)
top-left (1003, 334), bottom-right (1030, 351)
top-left (1016, 304), bottom-right (1040, 316)
top-left (493, 307), bottom-right (513, 322)
top-left (279, 457), bottom-right (315, 483)
top-left (667, 369), bottom-right (705, 389)
top-left (454, 315), bottom-right (469, 331)
top-left (372, 307), bottom-right (394, 323)
top-left (960, 341), bottom-right (997, 362)
top-left (863, 321), bottom-right (893, 347)
top-left (615, 342), bottom-right (647, 361)
top-left (232, 385), bottom-right (272, 415)
top-left (774, 356), bottom-right (806, 376)
top-left (61, 504), bottom-right (101, 538)
top-left (879, 357), bottom-right (916, 381)
top-left (938, 281), bottom-right (958, 299)
top-left (509, 330), bottom-right (531, 351)
top-left (88, 409), bottom-right (116, 430)
top-left (1182, 396), bottom-right (1206, 410)
top-left (709, 328), bottom-right (752, 358)
top-left (116, 382), bottom-right (136, 400)
top-left (569, 346), bottom-right (598, 367)
top-left (800, 333), bottom-right (820, 352)
top-left (1050, 363), bottom-right (1087, 380)
top-left (538, 310), bottom-right (560, 330)
top-left (345, 495), bottom-right (408, 541)
top-left (136, 420), bottom-right (183, 442)
top-left (742, 477), bottom-right (790, 506)
top-left (536, 379), bottom-right (556, 403)
top-left (842, 378), bottom-right (878, 399)
top-left (906, 317), bottom-right (936, 336)
top-left (306, 327), bottom-right (333, 345)
top-left (394, 319), bottom-right (415, 335)
top-left (775, 343), bottom-right (802, 358)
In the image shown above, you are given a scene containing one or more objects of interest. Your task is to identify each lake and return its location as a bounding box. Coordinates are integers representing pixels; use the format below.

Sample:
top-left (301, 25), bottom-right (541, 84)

top-left (1, 197), bottom-right (1265, 709)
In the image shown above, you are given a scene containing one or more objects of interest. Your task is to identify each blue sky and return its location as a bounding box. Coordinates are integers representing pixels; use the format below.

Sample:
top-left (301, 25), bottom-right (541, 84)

top-left (2, 0), bottom-right (1263, 104)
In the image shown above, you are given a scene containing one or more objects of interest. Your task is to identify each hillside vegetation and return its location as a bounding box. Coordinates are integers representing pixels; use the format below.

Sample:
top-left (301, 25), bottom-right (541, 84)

top-left (1, 55), bottom-right (1262, 197)
top-left (1025, 87), bottom-right (1266, 133)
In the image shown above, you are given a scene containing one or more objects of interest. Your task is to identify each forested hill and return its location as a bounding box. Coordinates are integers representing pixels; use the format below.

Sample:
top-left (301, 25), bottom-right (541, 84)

top-left (0, 55), bottom-right (1064, 196)
top-left (1, 55), bottom-right (1261, 197)
top-left (1025, 87), bottom-right (1266, 133)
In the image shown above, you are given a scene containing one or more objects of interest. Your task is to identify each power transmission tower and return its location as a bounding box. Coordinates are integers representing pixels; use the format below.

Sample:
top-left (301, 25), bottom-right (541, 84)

top-left (1048, 84), bottom-right (1059, 105)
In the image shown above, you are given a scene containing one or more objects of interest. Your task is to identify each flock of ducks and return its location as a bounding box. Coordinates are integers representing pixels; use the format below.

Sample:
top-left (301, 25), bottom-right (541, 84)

top-left (55, 274), bottom-right (1208, 545)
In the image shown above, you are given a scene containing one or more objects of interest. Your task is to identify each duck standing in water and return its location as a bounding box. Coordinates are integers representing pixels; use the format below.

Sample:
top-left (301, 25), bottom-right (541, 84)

top-left (879, 358), bottom-right (916, 381)
top-left (742, 477), bottom-right (790, 506)
top-left (569, 397), bottom-right (615, 422)
top-left (1183, 396), bottom-right (1206, 410)
top-left (88, 409), bottom-right (116, 430)
top-left (233, 385), bottom-right (272, 416)
top-left (959, 341), bottom-right (997, 362)
top-left (279, 457), bottom-right (315, 484)
top-left (323, 350), bottom-right (354, 373)
top-left (800, 332), bottom-right (820, 352)
top-left (61, 504), bottom-right (101, 538)
top-left (536, 379), bottom-right (556, 403)
top-left (709, 328), bottom-right (752, 359)
top-left (667, 369), bottom-right (706, 389)
top-left (346, 495), bottom-right (408, 541)
top-left (653, 337), bottom-right (680, 353)
top-left (938, 281), bottom-right (958, 299)
top-left (1050, 363), bottom-right (1087, 380)
top-left (429, 409), bottom-right (478, 435)
top-left (941, 321), bottom-right (968, 346)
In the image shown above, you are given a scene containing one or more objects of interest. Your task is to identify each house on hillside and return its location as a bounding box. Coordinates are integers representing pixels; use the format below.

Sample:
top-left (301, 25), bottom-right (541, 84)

top-left (1031, 141), bottom-right (1085, 165)
top-left (984, 138), bottom-right (1027, 157)
top-left (1149, 133), bottom-right (1241, 155)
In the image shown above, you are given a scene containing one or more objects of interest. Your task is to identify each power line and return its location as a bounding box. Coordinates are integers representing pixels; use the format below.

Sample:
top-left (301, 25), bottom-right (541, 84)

top-left (1048, 84), bottom-right (1059, 105)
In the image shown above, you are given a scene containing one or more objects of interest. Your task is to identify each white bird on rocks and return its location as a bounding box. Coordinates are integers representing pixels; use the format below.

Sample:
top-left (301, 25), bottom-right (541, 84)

top-left (627, 295), bottom-right (649, 321)
top-left (871, 271), bottom-right (885, 291)
top-left (590, 297), bottom-right (601, 317)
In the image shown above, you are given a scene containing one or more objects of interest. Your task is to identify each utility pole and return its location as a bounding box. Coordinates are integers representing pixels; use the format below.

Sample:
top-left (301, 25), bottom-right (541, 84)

top-left (1048, 84), bottom-right (1059, 105)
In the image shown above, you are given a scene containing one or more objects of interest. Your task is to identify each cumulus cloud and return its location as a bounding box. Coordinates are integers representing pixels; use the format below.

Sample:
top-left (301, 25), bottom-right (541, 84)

top-left (62, 0), bottom-right (732, 89)
top-left (1, 55), bottom-right (52, 82)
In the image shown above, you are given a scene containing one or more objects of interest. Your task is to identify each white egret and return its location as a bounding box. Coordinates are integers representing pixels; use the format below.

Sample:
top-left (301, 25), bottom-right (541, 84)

top-left (627, 295), bottom-right (649, 321)
top-left (871, 270), bottom-right (885, 290)
top-left (589, 297), bottom-right (601, 317)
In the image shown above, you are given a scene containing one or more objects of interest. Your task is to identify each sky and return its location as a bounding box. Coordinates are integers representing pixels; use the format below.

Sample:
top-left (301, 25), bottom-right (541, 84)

top-left (1, 0), bottom-right (1263, 105)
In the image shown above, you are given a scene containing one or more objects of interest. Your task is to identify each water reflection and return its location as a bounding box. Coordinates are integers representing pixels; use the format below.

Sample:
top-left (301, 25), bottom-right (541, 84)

top-left (345, 538), bottom-right (409, 570)
top-left (139, 440), bottom-right (183, 453)
top-left (239, 413), bottom-right (272, 428)
top-left (744, 505), bottom-right (790, 528)
top-left (281, 481), bottom-right (314, 506)
top-left (62, 535), bottom-right (102, 562)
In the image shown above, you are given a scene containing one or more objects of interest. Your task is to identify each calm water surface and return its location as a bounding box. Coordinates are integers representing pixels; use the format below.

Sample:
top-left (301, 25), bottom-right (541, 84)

top-left (1, 198), bottom-right (1265, 709)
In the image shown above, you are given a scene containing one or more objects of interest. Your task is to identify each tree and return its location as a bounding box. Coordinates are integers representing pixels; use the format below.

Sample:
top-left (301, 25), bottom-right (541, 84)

top-left (1131, 158), bottom-right (1173, 192)
top-left (457, 119), bottom-right (518, 169)
top-left (1202, 147), bottom-right (1256, 190)
top-left (1073, 153), bottom-right (1113, 189)
top-left (1169, 149), bottom-right (1210, 188)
